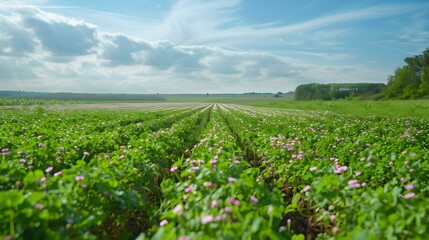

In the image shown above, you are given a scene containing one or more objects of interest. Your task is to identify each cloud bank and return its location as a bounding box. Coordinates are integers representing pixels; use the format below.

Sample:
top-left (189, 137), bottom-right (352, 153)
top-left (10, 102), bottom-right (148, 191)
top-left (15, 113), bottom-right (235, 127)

top-left (0, 1), bottom-right (427, 93)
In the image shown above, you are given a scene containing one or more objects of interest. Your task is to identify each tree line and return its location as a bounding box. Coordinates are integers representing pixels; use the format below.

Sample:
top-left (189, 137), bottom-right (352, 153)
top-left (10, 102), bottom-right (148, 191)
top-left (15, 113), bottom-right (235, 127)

top-left (295, 48), bottom-right (429, 100)
top-left (294, 83), bottom-right (385, 100)
top-left (383, 48), bottom-right (429, 99)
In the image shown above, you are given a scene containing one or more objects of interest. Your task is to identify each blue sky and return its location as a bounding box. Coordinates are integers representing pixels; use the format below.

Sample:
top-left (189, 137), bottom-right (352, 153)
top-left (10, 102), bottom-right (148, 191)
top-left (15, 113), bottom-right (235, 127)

top-left (0, 0), bottom-right (428, 93)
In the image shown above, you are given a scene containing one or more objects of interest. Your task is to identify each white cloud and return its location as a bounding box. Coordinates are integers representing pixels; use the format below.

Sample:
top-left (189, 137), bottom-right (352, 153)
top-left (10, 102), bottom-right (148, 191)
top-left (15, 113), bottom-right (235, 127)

top-left (100, 33), bottom-right (149, 66)
top-left (0, 57), bottom-right (38, 80)
top-left (0, 5), bottom-right (98, 59)
top-left (2, 2), bottom-right (426, 93)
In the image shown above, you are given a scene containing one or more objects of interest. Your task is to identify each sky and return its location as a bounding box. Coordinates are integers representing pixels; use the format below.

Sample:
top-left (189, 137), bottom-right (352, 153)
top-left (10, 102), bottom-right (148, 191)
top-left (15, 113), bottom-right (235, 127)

top-left (0, 0), bottom-right (428, 94)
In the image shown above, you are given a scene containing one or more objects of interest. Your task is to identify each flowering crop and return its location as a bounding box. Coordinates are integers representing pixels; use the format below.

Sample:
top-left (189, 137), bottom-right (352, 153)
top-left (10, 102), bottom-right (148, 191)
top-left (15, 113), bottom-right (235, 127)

top-left (0, 103), bottom-right (428, 239)
top-left (222, 104), bottom-right (429, 239)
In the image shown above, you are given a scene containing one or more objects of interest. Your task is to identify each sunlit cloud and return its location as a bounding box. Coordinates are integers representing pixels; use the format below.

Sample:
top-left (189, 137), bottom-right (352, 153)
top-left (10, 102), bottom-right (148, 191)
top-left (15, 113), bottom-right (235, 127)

top-left (0, 1), bottom-right (428, 93)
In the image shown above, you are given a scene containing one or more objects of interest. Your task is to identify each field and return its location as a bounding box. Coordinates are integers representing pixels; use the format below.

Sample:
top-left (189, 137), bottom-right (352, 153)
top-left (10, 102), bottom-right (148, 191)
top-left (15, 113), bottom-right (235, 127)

top-left (0, 102), bottom-right (428, 239)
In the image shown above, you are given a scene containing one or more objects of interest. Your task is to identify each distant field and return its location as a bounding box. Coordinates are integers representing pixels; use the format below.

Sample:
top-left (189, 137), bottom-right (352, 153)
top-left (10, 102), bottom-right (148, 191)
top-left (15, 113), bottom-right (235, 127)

top-left (164, 96), bottom-right (429, 121)
top-left (234, 99), bottom-right (429, 120)
top-left (163, 95), bottom-right (429, 120)
top-left (1, 91), bottom-right (428, 119)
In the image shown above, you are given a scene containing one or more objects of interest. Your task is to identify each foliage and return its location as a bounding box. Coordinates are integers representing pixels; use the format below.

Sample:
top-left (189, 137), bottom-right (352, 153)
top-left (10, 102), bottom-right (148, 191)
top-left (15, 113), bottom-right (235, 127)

top-left (384, 48), bottom-right (429, 99)
top-left (0, 103), bottom-right (428, 239)
top-left (295, 83), bottom-right (385, 100)
top-left (237, 99), bottom-right (429, 120)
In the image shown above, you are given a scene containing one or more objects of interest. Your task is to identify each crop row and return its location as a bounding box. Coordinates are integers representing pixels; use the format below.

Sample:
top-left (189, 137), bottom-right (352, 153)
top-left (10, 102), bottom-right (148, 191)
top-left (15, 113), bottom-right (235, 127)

top-left (143, 107), bottom-right (297, 239)
top-left (222, 104), bottom-right (429, 239)
top-left (1, 103), bottom-right (428, 239)
top-left (0, 105), bottom-right (211, 239)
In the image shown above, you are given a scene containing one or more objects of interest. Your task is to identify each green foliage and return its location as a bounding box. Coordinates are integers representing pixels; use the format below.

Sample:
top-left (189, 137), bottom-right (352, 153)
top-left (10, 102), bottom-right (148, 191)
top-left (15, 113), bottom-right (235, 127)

top-left (384, 48), bottom-right (429, 99)
top-left (0, 103), bottom-right (428, 239)
top-left (295, 83), bottom-right (386, 100)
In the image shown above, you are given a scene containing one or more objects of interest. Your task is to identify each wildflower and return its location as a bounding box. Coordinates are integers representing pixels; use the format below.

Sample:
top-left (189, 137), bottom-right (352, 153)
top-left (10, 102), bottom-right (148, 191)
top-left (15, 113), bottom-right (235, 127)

top-left (348, 179), bottom-right (361, 188)
top-left (334, 165), bottom-right (347, 174)
top-left (54, 171), bottom-right (62, 177)
top-left (83, 151), bottom-right (90, 156)
top-left (170, 166), bottom-right (178, 172)
top-left (388, 162), bottom-right (393, 166)
top-left (45, 166), bottom-right (53, 173)
top-left (211, 200), bottom-right (218, 208)
top-left (250, 195), bottom-right (258, 203)
top-left (405, 184), bottom-right (414, 190)
top-left (159, 220), bottom-right (168, 226)
top-left (35, 203), bottom-right (44, 209)
top-left (309, 166), bottom-right (317, 171)
top-left (279, 226), bottom-right (286, 232)
top-left (19, 159), bottom-right (26, 163)
top-left (39, 177), bottom-right (46, 183)
top-left (184, 185), bottom-right (193, 193)
top-left (332, 227), bottom-right (339, 234)
top-left (303, 185), bottom-right (311, 192)
top-left (119, 155), bottom-right (125, 159)
top-left (17, 151), bottom-right (23, 155)
top-left (201, 215), bottom-right (213, 224)
top-left (404, 192), bottom-right (415, 199)
top-left (355, 172), bottom-right (361, 177)
top-left (204, 182), bottom-right (213, 188)
top-left (224, 207), bottom-right (232, 214)
top-left (228, 177), bottom-right (237, 183)
top-left (228, 197), bottom-right (240, 206)
top-left (75, 176), bottom-right (84, 181)
top-left (179, 237), bottom-right (190, 240)
top-left (330, 215), bottom-right (336, 222)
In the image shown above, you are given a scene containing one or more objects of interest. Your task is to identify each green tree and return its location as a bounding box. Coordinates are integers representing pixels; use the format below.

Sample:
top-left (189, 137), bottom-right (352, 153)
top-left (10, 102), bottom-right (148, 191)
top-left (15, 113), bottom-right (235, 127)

top-left (384, 48), bottom-right (429, 98)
